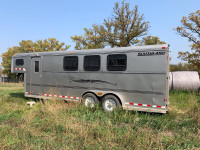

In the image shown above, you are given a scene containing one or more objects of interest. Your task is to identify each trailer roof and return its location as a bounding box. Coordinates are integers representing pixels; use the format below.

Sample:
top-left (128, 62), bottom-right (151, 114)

top-left (13, 44), bottom-right (169, 57)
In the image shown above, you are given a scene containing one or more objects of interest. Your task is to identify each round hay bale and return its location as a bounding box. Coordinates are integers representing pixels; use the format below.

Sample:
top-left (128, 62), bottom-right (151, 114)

top-left (171, 71), bottom-right (200, 91)
top-left (169, 72), bottom-right (173, 90)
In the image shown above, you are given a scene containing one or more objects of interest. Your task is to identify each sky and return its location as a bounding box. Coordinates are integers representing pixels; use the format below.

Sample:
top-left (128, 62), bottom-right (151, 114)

top-left (0, 0), bottom-right (200, 65)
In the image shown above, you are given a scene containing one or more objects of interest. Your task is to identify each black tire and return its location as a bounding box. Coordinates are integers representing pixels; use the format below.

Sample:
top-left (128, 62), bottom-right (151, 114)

top-left (82, 93), bottom-right (99, 108)
top-left (102, 95), bottom-right (121, 112)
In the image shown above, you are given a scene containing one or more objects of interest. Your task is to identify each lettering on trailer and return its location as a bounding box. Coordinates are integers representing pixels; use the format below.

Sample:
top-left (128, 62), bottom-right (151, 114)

top-left (137, 51), bottom-right (166, 56)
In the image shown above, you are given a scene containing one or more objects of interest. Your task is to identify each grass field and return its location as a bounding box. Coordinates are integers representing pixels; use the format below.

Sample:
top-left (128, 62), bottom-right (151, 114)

top-left (0, 83), bottom-right (199, 149)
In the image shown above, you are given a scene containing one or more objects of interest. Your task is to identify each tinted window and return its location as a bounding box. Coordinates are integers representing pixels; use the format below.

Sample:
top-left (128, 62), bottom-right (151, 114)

top-left (35, 61), bottom-right (39, 72)
top-left (84, 55), bottom-right (100, 71)
top-left (16, 59), bottom-right (24, 66)
top-left (107, 54), bottom-right (127, 71)
top-left (63, 56), bottom-right (78, 71)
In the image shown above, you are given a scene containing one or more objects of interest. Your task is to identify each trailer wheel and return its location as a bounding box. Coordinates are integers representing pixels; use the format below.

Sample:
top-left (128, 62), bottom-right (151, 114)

top-left (102, 95), bottom-right (121, 112)
top-left (82, 93), bottom-right (99, 108)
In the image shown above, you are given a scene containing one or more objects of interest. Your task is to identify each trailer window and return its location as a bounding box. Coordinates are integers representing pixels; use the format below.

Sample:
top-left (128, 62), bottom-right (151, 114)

top-left (63, 56), bottom-right (78, 71)
top-left (35, 61), bottom-right (39, 72)
top-left (84, 55), bottom-right (100, 71)
top-left (107, 54), bottom-right (127, 71)
top-left (16, 59), bottom-right (24, 66)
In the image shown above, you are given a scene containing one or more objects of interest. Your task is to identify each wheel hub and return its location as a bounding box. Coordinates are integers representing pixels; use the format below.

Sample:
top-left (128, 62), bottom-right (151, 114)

top-left (105, 99), bottom-right (117, 111)
top-left (85, 97), bottom-right (95, 107)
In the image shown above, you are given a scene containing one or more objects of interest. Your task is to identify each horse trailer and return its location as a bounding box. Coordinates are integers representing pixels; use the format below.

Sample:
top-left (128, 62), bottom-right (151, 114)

top-left (11, 44), bottom-right (170, 113)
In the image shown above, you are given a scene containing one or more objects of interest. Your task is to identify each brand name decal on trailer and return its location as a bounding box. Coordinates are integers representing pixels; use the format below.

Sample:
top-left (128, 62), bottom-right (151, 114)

top-left (137, 51), bottom-right (166, 56)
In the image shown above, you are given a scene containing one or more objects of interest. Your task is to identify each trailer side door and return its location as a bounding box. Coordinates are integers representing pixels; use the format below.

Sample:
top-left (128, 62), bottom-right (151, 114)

top-left (30, 57), bottom-right (42, 95)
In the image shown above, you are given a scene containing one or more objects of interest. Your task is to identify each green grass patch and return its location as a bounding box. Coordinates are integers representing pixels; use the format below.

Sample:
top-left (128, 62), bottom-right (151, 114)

top-left (0, 83), bottom-right (199, 149)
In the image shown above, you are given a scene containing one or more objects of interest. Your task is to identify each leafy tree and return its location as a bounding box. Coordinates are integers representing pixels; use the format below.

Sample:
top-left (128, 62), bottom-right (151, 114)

top-left (1, 38), bottom-right (70, 77)
top-left (170, 63), bottom-right (197, 72)
top-left (18, 38), bottom-right (70, 53)
top-left (102, 1), bottom-right (149, 47)
top-left (175, 10), bottom-right (200, 73)
top-left (71, 24), bottom-right (106, 50)
top-left (139, 36), bottom-right (166, 45)
top-left (71, 0), bottom-right (149, 49)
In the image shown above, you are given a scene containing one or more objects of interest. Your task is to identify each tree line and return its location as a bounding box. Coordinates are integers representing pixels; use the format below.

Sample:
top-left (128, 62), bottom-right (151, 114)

top-left (1, 38), bottom-right (70, 77)
top-left (1, 0), bottom-right (200, 77)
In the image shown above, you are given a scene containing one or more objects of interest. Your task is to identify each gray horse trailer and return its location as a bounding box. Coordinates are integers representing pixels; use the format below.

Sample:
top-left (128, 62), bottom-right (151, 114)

top-left (11, 44), bottom-right (169, 113)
